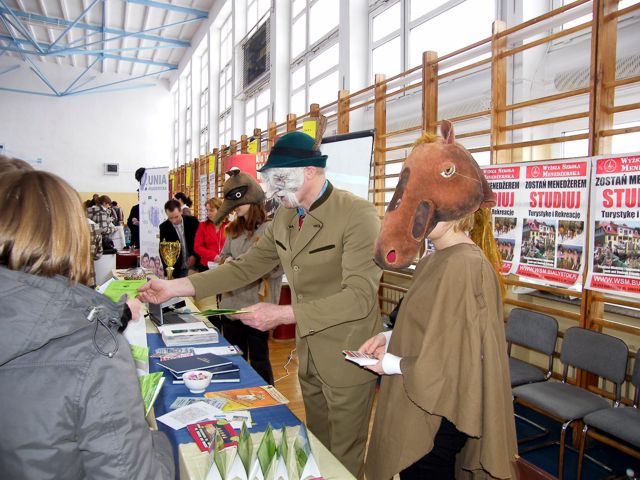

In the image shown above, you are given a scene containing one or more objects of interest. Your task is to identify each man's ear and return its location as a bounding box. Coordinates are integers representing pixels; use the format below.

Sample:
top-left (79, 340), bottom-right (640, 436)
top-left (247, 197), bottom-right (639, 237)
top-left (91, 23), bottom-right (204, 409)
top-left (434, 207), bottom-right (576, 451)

top-left (303, 166), bottom-right (316, 179)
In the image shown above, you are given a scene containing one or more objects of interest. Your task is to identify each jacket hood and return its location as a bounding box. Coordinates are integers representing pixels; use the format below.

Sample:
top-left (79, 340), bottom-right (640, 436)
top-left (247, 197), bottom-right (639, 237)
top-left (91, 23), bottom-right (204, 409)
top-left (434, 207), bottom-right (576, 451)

top-left (0, 267), bottom-right (124, 366)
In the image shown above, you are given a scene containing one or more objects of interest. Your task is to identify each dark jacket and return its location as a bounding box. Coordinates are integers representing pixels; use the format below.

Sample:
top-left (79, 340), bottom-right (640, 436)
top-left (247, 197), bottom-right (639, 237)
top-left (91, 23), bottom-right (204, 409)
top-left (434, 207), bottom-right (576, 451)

top-left (159, 214), bottom-right (200, 270)
top-left (0, 267), bottom-right (174, 480)
top-left (127, 204), bottom-right (140, 248)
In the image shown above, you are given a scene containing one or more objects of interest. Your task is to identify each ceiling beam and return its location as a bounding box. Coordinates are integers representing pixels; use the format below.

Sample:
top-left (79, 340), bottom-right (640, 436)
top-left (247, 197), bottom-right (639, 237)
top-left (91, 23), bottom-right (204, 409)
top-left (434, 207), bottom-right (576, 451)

top-left (0, 5), bottom-right (192, 47)
top-left (0, 34), bottom-right (178, 68)
top-left (124, 0), bottom-right (208, 18)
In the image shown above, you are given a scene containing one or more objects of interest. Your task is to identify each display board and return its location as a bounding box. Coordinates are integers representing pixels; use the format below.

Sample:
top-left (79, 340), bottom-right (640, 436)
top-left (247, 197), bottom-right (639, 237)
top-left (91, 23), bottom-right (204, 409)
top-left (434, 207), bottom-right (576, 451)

top-left (320, 130), bottom-right (374, 200)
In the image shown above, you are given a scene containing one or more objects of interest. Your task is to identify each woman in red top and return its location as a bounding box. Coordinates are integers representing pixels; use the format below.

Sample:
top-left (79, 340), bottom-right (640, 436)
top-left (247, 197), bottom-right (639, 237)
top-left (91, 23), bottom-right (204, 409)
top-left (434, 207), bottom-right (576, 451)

top-left (194, 198), bottom-right (228, 272)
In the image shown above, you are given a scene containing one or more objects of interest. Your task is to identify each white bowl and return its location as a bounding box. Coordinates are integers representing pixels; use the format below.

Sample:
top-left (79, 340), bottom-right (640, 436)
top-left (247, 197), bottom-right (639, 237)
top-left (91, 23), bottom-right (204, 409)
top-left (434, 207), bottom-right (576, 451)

top-left (183, 370), bottom-right (213, 393)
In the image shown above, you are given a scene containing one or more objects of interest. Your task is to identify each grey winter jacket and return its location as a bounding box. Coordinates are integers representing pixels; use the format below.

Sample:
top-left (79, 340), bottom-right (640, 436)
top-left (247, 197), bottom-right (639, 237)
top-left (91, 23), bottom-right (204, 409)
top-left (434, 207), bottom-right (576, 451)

top-left (0, 267), bottom-right (174, 480)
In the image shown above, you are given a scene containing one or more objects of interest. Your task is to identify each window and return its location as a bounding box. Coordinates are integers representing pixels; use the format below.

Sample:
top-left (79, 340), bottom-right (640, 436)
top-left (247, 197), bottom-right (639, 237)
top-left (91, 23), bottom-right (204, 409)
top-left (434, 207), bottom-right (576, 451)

top-left (219, 12), bottom-right (233, 147)
top-left (173, 90), bottom-right (179, 168)
top-left (185, 70), bottom-right (192, 163)
top-left (290, 0), bottom-right (340, 115)
top-left (369, 0), bottom-right (496, 81)
top-left (199, 47), bottom-right (210, 156)
top-left (245, 87), bottom-right (271, 133)
top-left (247, 0), bottom-right (270, 32)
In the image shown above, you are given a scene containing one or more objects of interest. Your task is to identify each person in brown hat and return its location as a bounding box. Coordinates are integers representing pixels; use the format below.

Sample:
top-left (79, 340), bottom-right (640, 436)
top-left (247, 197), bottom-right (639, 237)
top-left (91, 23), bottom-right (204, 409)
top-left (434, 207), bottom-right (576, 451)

top-left (359, 121), bottom-right (517, 480)
top-left (210, 168), bottom-right (282, 385)
top-left (138, 131), bottom-right (382, 479)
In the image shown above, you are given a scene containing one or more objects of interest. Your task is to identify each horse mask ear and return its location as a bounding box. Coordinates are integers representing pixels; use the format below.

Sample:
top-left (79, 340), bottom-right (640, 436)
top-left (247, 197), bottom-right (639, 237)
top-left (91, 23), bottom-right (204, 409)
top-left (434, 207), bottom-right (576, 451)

top-left (442, 118), bottom-right (495, 208)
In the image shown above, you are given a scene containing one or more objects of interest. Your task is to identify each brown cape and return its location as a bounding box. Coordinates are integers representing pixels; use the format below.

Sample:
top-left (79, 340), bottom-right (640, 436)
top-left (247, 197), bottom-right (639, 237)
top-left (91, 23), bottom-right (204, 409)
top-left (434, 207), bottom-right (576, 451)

top-left (365, 244), bottom-right (518, 480)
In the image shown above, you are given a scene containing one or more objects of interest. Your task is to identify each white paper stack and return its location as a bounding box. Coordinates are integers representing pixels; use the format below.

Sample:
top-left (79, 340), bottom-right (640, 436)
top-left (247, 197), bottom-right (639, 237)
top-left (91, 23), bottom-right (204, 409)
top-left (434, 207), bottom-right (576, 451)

top-left (157, 321), bottom-right (219, 346)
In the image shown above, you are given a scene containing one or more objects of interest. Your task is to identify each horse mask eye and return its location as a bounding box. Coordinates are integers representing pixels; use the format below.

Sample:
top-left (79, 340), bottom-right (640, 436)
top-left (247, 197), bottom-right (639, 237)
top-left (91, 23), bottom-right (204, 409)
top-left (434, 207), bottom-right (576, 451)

top-left (388, 167), bottom-right (410, 212)
top-left (440, 164), bottom-right (456, 178)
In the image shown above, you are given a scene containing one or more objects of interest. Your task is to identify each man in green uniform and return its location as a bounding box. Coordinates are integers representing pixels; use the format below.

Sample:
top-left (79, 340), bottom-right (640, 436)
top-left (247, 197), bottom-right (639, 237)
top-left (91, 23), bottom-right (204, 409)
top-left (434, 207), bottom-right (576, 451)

top-left (139, 131), bottom-right (382, 479)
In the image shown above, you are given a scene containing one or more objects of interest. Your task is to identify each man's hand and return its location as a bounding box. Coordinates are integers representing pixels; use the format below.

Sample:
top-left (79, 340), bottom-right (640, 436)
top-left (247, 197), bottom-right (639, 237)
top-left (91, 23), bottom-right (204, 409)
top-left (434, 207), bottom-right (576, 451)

top-left (187, 255), bottom-right (196, 267)
top-left (233, 303), bottom-right (295, 332)
top-left (358, 333), bottom-right (387, 359)
top-left (137, 277), bottom-right (195, 304)
top-left (364, 359), bottom-right (385, 376)
top-left (131, 217), bottom-right (139, 225)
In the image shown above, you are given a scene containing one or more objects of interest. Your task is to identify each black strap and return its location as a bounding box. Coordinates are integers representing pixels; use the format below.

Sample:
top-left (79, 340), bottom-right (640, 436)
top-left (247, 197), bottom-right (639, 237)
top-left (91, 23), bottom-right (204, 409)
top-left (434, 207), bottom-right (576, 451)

top-left (269, 146), bottom-right (322, 158)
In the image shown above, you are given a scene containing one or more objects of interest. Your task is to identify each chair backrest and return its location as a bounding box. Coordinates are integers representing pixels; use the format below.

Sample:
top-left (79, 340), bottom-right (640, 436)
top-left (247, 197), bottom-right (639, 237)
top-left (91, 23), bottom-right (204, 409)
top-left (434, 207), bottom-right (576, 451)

top-left (560, 327), bottom-right (629, 401)
top-left (633, 348), bottom-right (640, 406)
top-left (506, 308), bottom-right (559, 356)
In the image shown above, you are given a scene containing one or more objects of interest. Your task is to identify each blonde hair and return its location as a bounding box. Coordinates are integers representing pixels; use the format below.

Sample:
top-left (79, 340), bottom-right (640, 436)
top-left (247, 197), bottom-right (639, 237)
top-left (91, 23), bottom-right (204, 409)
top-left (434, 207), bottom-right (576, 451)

top-left (0, 170), bottom-right (91, 285)
top-left (206, 198), bottom-right (223, 209)
top-left (470, 207), bottom-right (506, 298)
top-left (0, 154), bottom-right (33, 174)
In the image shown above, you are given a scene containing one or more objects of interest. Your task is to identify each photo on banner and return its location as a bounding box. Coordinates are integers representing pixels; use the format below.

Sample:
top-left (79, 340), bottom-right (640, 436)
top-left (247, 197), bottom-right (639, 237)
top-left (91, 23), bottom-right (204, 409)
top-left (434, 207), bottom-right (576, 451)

top-left (140, 167), bottom-right (169, 278)
top-left (586, 153), bottom-right (640, 297)
top-left (482, 165), bottom-right (522, 275)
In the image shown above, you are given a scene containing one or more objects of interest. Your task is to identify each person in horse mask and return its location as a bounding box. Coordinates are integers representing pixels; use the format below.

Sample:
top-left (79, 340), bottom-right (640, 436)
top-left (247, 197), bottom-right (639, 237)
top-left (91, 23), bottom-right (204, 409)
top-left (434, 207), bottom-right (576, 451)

top-left (360, 120), bottom-right (518, 479)
top-left (138, 131), bottom-right (382, 479)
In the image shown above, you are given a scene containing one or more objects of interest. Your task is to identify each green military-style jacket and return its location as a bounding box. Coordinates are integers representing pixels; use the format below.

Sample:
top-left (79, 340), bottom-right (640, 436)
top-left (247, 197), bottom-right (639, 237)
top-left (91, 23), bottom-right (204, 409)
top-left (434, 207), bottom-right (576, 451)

top-left (189, 182), bottom-right (382, 387)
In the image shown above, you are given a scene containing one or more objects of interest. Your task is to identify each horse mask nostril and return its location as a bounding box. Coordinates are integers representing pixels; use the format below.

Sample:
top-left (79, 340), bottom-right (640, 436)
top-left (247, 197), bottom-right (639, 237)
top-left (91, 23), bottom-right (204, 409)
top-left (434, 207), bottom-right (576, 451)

top-left (386, 250), bottom-right (397, 264)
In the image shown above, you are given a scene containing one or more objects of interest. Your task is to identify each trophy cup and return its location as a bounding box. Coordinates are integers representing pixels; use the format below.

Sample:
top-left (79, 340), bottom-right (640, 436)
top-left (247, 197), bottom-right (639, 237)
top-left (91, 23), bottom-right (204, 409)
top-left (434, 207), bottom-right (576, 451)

top-left (159, 241), bottom-right (181, 280)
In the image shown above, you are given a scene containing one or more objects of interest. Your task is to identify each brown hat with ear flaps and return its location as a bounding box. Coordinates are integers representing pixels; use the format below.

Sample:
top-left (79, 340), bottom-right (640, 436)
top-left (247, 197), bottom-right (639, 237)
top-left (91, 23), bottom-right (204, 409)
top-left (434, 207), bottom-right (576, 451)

top-left (211, 169), bottom-right (266, 225)
top-left (374, 120), bottom-right (495, 269)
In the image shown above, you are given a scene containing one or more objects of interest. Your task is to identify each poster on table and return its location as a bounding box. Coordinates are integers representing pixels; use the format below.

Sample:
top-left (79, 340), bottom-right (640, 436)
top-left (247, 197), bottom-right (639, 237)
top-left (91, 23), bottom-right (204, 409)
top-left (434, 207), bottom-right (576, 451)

top-left (586, 153), bottom-right (640, 297)
top-left (139, 167), bottom-right (169, 278)
top-left (482, 165), bottom-right (523, 275)
top-left (515, 159), bottom-right (590, 287)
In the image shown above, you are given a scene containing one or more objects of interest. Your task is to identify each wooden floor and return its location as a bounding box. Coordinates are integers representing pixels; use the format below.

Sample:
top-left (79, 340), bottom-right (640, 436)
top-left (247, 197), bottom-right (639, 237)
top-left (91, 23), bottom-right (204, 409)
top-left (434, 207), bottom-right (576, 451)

top-left (269, 337), bottom-right (306, 421)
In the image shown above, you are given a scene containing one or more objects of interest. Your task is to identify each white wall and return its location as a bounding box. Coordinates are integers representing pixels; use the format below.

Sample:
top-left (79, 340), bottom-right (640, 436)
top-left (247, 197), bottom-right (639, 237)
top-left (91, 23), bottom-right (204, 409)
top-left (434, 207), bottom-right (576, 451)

top-left (0, 61), bottom-right (172, 193)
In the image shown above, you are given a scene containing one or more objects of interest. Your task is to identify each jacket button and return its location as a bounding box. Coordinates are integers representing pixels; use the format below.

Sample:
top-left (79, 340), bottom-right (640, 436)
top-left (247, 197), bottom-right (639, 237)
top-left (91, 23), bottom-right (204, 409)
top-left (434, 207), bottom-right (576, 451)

top-left (293, 265), bottom-right (300, 271)
top-left (297, 294), bottom-right (303, 300)
top-left (309, 329), bottom-right (315, 335)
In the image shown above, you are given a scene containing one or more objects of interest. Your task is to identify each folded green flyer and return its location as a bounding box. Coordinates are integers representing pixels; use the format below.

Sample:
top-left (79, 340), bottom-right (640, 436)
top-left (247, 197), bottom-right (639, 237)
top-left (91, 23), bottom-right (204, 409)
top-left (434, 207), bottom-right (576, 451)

top-left (196, 308), bottom-right (249, 317)
top-left (103, 279), bottom-right (147, 303)
top-left (139, 372), bottom-right (165, 417)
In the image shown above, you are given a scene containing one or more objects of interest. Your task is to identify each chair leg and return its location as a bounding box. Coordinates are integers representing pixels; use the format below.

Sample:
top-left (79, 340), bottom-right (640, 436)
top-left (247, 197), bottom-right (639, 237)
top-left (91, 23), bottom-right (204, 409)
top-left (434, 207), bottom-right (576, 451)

top-left (577, 424), bottom-right (588, 480)
top-left (558, 420), bottom-right (571, 480)
top-left (515, 412), bottom-right (549, 444)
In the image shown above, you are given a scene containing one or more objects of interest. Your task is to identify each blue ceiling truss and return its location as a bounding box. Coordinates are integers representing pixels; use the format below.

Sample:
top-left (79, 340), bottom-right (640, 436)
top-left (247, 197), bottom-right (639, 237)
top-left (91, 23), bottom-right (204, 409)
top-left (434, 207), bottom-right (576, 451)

top-left (0, 0), bottom-right (208, 97)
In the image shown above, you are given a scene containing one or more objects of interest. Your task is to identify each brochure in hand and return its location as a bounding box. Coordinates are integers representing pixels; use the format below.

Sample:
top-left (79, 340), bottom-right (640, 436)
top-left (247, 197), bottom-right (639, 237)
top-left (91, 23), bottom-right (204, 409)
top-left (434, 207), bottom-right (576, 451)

top-left (102, 279), bottom-right (147, 303)
top-left (196, 308), bottom-right (249, 317)
top-left (158, 352), bottom-right (232, 375)
top-left (342, 350), bottom-right (379, 367)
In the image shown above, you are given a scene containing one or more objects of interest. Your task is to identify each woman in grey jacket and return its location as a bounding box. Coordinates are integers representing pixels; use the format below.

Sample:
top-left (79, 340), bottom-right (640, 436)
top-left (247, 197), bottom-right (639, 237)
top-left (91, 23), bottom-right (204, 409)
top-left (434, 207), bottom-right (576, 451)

top-left (0, 169), bottom-right (174, 480)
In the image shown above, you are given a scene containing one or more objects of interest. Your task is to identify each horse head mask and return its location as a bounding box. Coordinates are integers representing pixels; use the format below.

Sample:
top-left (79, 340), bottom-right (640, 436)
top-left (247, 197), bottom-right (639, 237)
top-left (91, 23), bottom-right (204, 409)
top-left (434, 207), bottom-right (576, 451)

top-left (375, 120), bottom-right (495, 269)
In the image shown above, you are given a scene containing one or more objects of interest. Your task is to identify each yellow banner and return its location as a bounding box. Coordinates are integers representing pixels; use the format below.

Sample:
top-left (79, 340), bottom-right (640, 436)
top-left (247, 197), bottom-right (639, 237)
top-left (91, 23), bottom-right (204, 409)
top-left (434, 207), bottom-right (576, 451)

top-left (208, 155), bottom-right (216, 174)
top-left (186, 165), bottom-right (192, 185)
top-left (170, 174), bottom-right (175, 191)
top-left (248, 139), bottom-right (258, 154)
top-left (302, 119), bottom-right (317, 139)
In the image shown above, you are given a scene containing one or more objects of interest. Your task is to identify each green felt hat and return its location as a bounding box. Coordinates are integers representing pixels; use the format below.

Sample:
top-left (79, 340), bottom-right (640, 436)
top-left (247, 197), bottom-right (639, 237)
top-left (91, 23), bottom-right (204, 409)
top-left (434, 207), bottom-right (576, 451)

top-left (212, 169), bottom-right (265, 225)
top-left (258, 131), bottom-right (327, 172)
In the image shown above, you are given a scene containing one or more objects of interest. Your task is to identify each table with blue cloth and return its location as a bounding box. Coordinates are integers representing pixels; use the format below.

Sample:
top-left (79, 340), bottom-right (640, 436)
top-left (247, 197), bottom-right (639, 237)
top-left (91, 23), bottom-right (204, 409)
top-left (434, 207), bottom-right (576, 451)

top-left (147, 331), bottom-right (355, 480)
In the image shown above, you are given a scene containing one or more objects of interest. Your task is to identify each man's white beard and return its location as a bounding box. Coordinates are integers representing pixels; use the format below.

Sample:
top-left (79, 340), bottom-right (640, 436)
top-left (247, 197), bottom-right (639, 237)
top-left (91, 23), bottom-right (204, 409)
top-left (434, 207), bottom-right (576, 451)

top-left (261, 168), bottom-right (304, 209)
